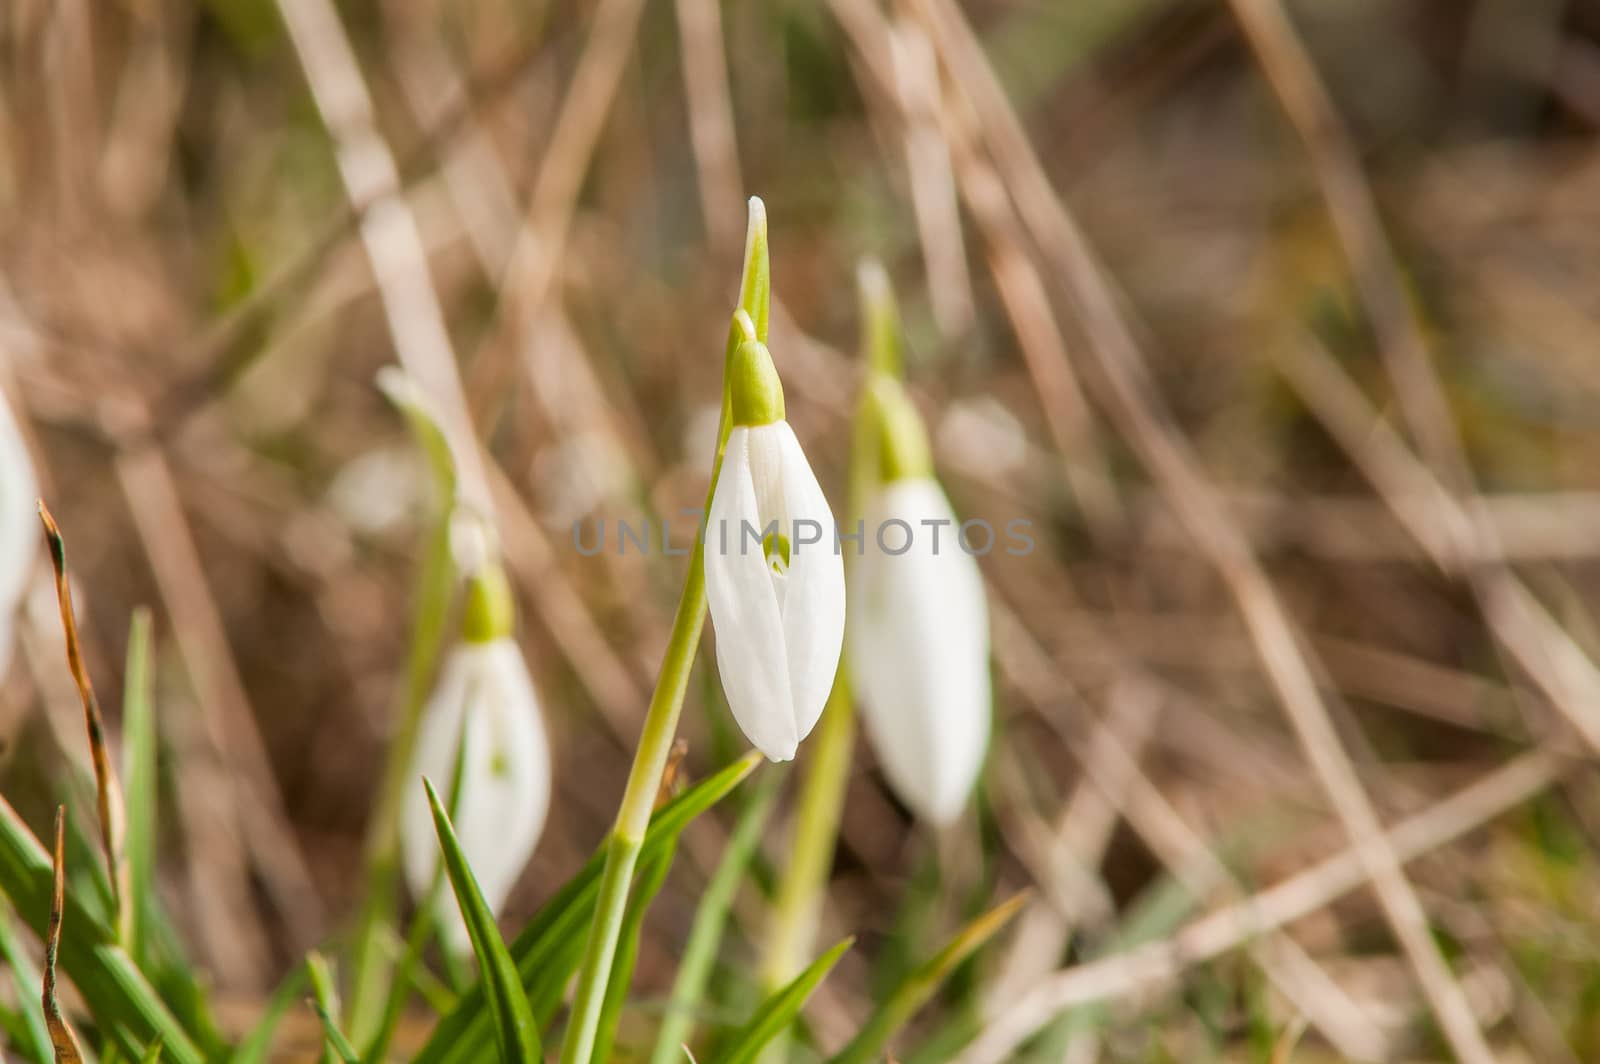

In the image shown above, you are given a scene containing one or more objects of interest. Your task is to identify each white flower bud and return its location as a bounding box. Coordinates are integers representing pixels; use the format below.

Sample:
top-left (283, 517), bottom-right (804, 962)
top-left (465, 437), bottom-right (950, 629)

top-left (704, 421), bottom-right (846, 762)
top-left (850, 478), bottom-right (990, 825)
top-left (400, 638), bottom-right (551, 951)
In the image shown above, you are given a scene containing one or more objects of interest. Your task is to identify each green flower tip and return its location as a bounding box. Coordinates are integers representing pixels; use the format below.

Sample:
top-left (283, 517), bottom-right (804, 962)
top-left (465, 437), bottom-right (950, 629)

top-left (739, 197), bottom-right (770, 342)
top-left (866, 376), bottom-right (931, 482)
top-left (375, 365), bottom-right (442, 427)
top-left (857, 258), bottom-right (890, 311)
top-left (856, 258), bottom-right (901, 378)
top-left (729, 339), bottom-right (786, 427)
top-left (463, 562), bottom-right (515, 643)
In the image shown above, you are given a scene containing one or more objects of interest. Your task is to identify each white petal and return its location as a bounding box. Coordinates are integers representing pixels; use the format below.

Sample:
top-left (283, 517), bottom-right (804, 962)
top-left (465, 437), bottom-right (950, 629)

top-left (0, 394), bottom-right (39, 669)
top-left (400, 640), bottom-right (551, 950)
top-left (746, 421), bottom-right (788, 533)
top-left (769, 422), bottom-right (846, 744)
top-left (705, 427), bottom-right (797, 760)
top-left (850, 479), bottom-right (990, 824)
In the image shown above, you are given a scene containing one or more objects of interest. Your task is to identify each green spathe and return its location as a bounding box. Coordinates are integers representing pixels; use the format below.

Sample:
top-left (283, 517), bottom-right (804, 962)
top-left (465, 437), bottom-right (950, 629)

top-left (729, 339), bottom-right (787, 427)
top-left (462, 563), bottom-right (515, 643)
top-left (866, 376), bottom-right (932, 482)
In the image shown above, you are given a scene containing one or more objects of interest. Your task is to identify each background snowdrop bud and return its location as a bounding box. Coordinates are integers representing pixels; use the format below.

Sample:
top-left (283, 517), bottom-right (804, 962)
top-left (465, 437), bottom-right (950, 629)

top-left (400, 563), bottom-right (551, 952)
top-left (0, 392), bottom-right (39, 674)
top-left (850, 382), bottom-right (990, 826)
top-left (705, 341), bottom-right (845, 762)
top-left (866, 376), bottom-right (932, 483)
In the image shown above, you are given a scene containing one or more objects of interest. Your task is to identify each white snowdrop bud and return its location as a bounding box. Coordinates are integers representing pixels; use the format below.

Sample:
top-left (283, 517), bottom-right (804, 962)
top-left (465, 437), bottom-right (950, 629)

top-left (849, 383), bottom-right (990, 825)
top-left (400, 565), bottom-right (551, 951)
top-left (704, 339), bottom-right (846, 762)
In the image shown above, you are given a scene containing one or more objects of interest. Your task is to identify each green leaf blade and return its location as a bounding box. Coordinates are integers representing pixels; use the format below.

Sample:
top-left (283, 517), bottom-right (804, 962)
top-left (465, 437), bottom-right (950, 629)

top-left (414, 751), bottom-right (760, 1064)
top-left (0, 903), bottom-right (54, 1063)
top-left (227, 965), bottom-right (307, 1064)
top-left (423, 778), bottom-right (540, 1064)
top-left (712, 937), bottom-right (853, 1064)
top-left (829, 892), bottom-right (1028, 1064)
top-left (308, 951), bottom-right (362, 1064)
top-left (649, 772), bottom-right (779, 1064)
top-left (0, 796), bottom-right (203, 1064)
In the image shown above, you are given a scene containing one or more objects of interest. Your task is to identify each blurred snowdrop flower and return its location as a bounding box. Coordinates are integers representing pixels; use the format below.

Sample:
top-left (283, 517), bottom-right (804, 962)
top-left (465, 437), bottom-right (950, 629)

top-left (937, 397), bottom-right (1029, 479)
top-left (0, 392), bottom-right (38, 674)
top-left (850, 380), bottom-right (990, 825)
top-left (400, 559), bottom-right (551, 951)
top-left (705, 333), bottom-right (845, 762)
top-left (530, 429), bottom-right (632, 527)
top-left (326, 446), bottom-right (422, 538)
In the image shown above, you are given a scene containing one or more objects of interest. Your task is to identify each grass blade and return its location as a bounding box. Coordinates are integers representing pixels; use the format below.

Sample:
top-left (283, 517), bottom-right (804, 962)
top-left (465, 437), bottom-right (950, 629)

top-left (227, 964), bottom-right (307, 1064)
top-left (414, 751), bottom-right (761, 1064)
top-left (828, 892), bottom-right (1028, 1064)
top-left (121, 607), bottom-right (157, 970)
top-left (0, 794), bottom-right (204, 1064)
top-left (363, 693), bottom-right (473, 1062)
top-left (423, 777), bottom-right (541, 1063)
top-left (308, 951), bottom-right (362, 1063)
top-left (362, 898), bottom-right (439, 1063)
top-left (0, 901), bottom-right (54, 1063)
top-left (649, 772), bottom-right (779, 1064)
top-left (711, 937), bottom-right (853, 1064)
top-left (139, 1037), bottom-right (164, 1063)
top-left (43, 808), bottom-right (86, 1064)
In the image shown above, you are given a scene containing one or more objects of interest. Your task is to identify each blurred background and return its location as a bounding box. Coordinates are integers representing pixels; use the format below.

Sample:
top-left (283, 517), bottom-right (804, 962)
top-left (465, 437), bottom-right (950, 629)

top-left (6, 0), bottom-right (1600, 1059)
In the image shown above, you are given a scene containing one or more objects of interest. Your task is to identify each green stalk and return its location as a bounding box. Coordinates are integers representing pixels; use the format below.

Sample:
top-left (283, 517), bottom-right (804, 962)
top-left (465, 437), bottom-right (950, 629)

top-left (558, 548), bottom-right (710, 1064)
top-left (348, 515), bottom-right (453, 1040)
top-left (755, 257), bottom-right (899, 1059)
top-left (592, 840), bottom-right (676, 1064)
top-left (349, 373), bottom-right (463, 1044)
top-left (559, 199), bottom-right (769, 1064)
top-left (757, 674), bottom-right (855, 990)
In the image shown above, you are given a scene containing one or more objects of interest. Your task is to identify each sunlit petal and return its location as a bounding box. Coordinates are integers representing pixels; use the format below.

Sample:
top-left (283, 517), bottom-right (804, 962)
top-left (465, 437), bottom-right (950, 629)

top-left (704, 426), bottom-right (797, 760)
top-left (771, 422), bottom-right (846, 743)
top-left (851, 478), bottom-right (990, 824)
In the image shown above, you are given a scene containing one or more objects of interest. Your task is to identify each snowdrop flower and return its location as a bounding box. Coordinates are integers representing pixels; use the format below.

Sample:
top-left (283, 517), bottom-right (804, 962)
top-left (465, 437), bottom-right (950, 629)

top-left (400, 561), bottom-right (551, 950)
top-left (849, 380), bottom-right (990, 825)
top-left (0, 392), bottom-right (38, 674)
top-left (705, 336), bottom-right (845, 762)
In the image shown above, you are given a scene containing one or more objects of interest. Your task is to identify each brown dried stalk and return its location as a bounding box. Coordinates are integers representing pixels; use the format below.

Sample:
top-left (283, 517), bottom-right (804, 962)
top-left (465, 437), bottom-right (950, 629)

top-left (37, 502), bottom-right (127, 944)
top-left (43, 807), bottom-right (85, 1064)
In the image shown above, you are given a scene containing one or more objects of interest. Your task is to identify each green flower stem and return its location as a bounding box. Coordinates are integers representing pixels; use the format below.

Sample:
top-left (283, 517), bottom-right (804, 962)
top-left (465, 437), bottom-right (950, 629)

top-left (559, 199), bottom-right (769, 1064)
top-left (756, 258), bottom-right (901, 1060)
top-left (348, 497), bottom-right (457, 1043)
top-left (350, 367), bottom-right (472, 1042)
top-left (558, 585), bottom-right (703, 1064)
top-left (761, 675), bottom-right (855, 994)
